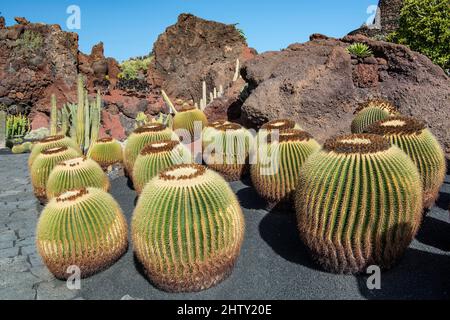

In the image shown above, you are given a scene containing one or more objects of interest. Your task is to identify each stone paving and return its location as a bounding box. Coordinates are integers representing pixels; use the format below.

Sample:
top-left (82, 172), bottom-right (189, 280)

top-left (0, 153), bottom-right (80, 300)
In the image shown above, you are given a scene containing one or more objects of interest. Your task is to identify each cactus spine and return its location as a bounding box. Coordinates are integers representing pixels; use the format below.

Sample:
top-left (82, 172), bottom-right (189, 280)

top-left (28, 135), bottom-right (82, 168)
top-left (295, 134), bottom-right (423, 274)
top-left (132, 140), bottom-right (192, 194)
top-left (87, 137), bottom-right (123, 170)
top-left (76, 75), bottom-right (85, 149)
top-left (36, 187), bottom-right (128, 279)
top-left (132, 164), bottom-right (245, 292)
top-left (203, 123), bottom-right (254, 181)
top-left (31, 146), bottom-right (81, 203)
top-left (46, 157), bottom-right (110, 199)
top-left (251, 129), bottom-right (321, 204)
top-left (173, 105), bottom-right (208, 139)
top-left (124, 123), bottom-right (178, 176)
top-left (365, 116), bottom-right (446, 208)
top-left (351, 99), bottom-right (398, 134)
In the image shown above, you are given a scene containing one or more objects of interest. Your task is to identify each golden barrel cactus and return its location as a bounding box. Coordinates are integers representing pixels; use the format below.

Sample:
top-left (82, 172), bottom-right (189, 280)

top-left (132, 140), bottom-right (192, 194)
top-left (31, 146), bottom-right (81, 203)
top-left (365, 116), bottom-right (446, 208)
top-left (46, 157), bottom-right (110, 199)
top-left (351, 99), bottom-right (399, 134)
top-left (87, 137), bottom-right (124, 170)
top-left (28, 135), bottom-right (82, 168)
top-left (295, 134), bottom-right (423, 274)
top-left (132, 164), bottom-right (245, 292)
top-left (203, 123), bottom-right (254, 181)
top-left (173, 105), bottom-right (208, 139)
top-left (123, 123), bottom-right (178, 176)
top-left (36, 188), bottom-right (128, 279)
top-left (251, 129), bottom-right (321, 204)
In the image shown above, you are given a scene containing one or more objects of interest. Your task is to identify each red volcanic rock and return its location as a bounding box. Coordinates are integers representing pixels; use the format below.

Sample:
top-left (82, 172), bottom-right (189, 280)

top-left (148, 13), bottom-right (256, 102)
top-left (101, 110), bottom-right (126, 141)
top-left (240, 34), bottom-right (450, 158)
top-left (30, 112), bottom-right (49, 130)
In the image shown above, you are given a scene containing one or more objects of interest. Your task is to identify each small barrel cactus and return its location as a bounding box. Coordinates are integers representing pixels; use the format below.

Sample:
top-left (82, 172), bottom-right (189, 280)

top-left (29, 135), bottom-right (82, 168)
top-left (251, 129), bottom-right (321, 204)
top-left (36, 187), bottom-right (128, 279)
top-left (132, 164), bottom-right (245, 292)
top-left (132, 140), bottom-right (192, 194)
top-left (87, 137), bottom-right (124, 170)
top-left (295, 134), bottom-right (423, 274)
top-left (46, 157), bottom-right (110, 199)
top-left (203, 123), bottom-right (254, 181)
top-left (124, 123), bottom-right (178, 176)
top-left (351, 99), bottom-right (399, 134)
top-left (31, 146), bottom-right (81, 203)
top-left (173, 105), bottom-right (208, 139)
top-left (365, 116), bottom-right (446, 208)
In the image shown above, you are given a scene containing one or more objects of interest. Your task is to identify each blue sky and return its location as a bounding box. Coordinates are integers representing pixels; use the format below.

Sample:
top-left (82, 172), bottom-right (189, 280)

top-left (1, 0), bottom-right (376, 61)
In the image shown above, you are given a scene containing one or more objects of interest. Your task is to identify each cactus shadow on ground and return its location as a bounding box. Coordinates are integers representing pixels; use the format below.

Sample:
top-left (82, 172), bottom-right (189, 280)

top-left (416, 216), bottom-right (450, 252)
top-left (258, 211), bottom-right (320, 270)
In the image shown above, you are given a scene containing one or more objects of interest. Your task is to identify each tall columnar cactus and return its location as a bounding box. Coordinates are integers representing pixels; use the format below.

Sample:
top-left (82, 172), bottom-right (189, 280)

top-left (46, 157), bottom-right (110, 199)
top-left (132, 164), bottom-right (245, 292)
top-left (87, 137), bottom-right (124, 170)
top-left (295, 134), bottom-right (423, 274)
top-left (76, 75), bottom-right (85, 149)
top-left (36, 187), bottom-right (128, 279)
top-left (124, 123), bottom-right (178, 176)
top-left (203, 123), bottom-right (254, 181)
top-left (172, 105), bottom-right (208, 139)
top-left (132, 140), bottom-right (192, 194)
top-left (0, 110), bottom-right (5, 149)
top-left (31, 146), bottom-right (81, 203)
top-left (251, 129), bottom-right (321, 204)
top-left (351, 99), bottom-right (399, 134)
top-left (50, 94), bottom-right (58, 135)
top-left (365, 116), bottom-right (446, 208)
top-left (28, 135), bottom-right (82, 168)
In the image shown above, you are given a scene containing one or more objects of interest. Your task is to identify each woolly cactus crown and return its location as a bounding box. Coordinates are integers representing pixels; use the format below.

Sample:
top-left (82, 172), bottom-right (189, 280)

top-left (354, 99), bottom-right (398, 115)
top-left (87, 137), bottom-right (123, 169)
top-left (261, 119), bottom-right (299, 131)
top-left (28, 135), bottom-right (82, 167)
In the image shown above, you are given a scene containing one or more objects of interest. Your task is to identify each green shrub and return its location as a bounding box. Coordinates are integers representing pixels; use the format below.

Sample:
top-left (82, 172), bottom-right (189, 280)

top-left (346, 43), bottom-right (373, 58)
top-left (16, 30), bottom-right (43, 52)
top-left (388, 0), bottom-right (450, 73)
top-left (118, 56), bottom-right (153, 80)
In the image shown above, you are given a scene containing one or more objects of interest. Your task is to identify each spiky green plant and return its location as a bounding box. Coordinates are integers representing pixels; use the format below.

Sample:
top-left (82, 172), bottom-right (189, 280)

top-left (203, 123), bottom-right (254, 181)
top-left (172, 105), bottom-right (208, 139)
top-left (261, 119), bottom-right (302, 131)
top-left (132, 164), bottom-right (245, 292)
top-left (295, 134), bottom-right (423, 274)
top-left (202, 120), bottom-right (231, 149)
top-left (36, 187), bottom-right (128, 279)
top-left (123, 123), bottom-right (178, 176)
top-left (46, 157), bottom-right (110, 199)
top-left (31, 146), bottom-right (81, 203)
top-left (50, 94), bottom-right (58, 135)
top-left (132, 140), bottom-right (192, 194)
top-left (87, 137), bottom-right (124, 170)
top-left (365, 116), bottom-right (446, 208)
top-left (251, 129), bottom-right (321, 204)
top-left (346, 43), bottom-right (373, 58)
top-left (11, 142), bottom-right (33, 154)
top-left (76, 75), bottom-right (85, 149)
top-left (28, 135), bottom-right (82, 168)
top-left (6, 113), bottom-right (30, 139)
top-left (351, 99), bottom-right (399, 134)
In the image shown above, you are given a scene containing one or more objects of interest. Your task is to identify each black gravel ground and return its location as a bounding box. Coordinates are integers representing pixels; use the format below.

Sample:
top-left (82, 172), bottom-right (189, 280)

top-left (74, 168), bottom-right (450, 300)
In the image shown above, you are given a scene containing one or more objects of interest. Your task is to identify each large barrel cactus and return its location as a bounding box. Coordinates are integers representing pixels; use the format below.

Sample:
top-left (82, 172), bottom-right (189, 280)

top-left (202, 119), bottom-right (231, 150)
top-left (203, 123), bottom-right (254, 181)
top-left (365, 116), bottom-right (446, 208)
top-left (173, 105), bottom-right (208, 139)
top-left (132, 164), bottom-right (245, 292)
top-left (261, 119), bottom-right (302, 131)
top-left (124, 123), bottom-right (178, 176)
top-left (351, 99), bottom-right (399, 134)
top-left (28, 135), bottom-right (82, 168)
top-left (36, 187), bottom-right (128, 279)
top-left (251, 129), bottom-right (321, 204)
top-left (46, 157), bottom-right (110, 199)
top-left (132, 140), bottom-right (192, 194)
top-left (295, 134), bottom-right (423, 274)
top-left (31, 146), bottom-right (81, 203)
top-left (87, 137), bottom-right (123, 170)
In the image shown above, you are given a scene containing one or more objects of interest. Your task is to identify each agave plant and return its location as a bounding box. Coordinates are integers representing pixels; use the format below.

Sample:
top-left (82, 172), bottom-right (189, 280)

top-left (346, 43), bottom-right (373, 59)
